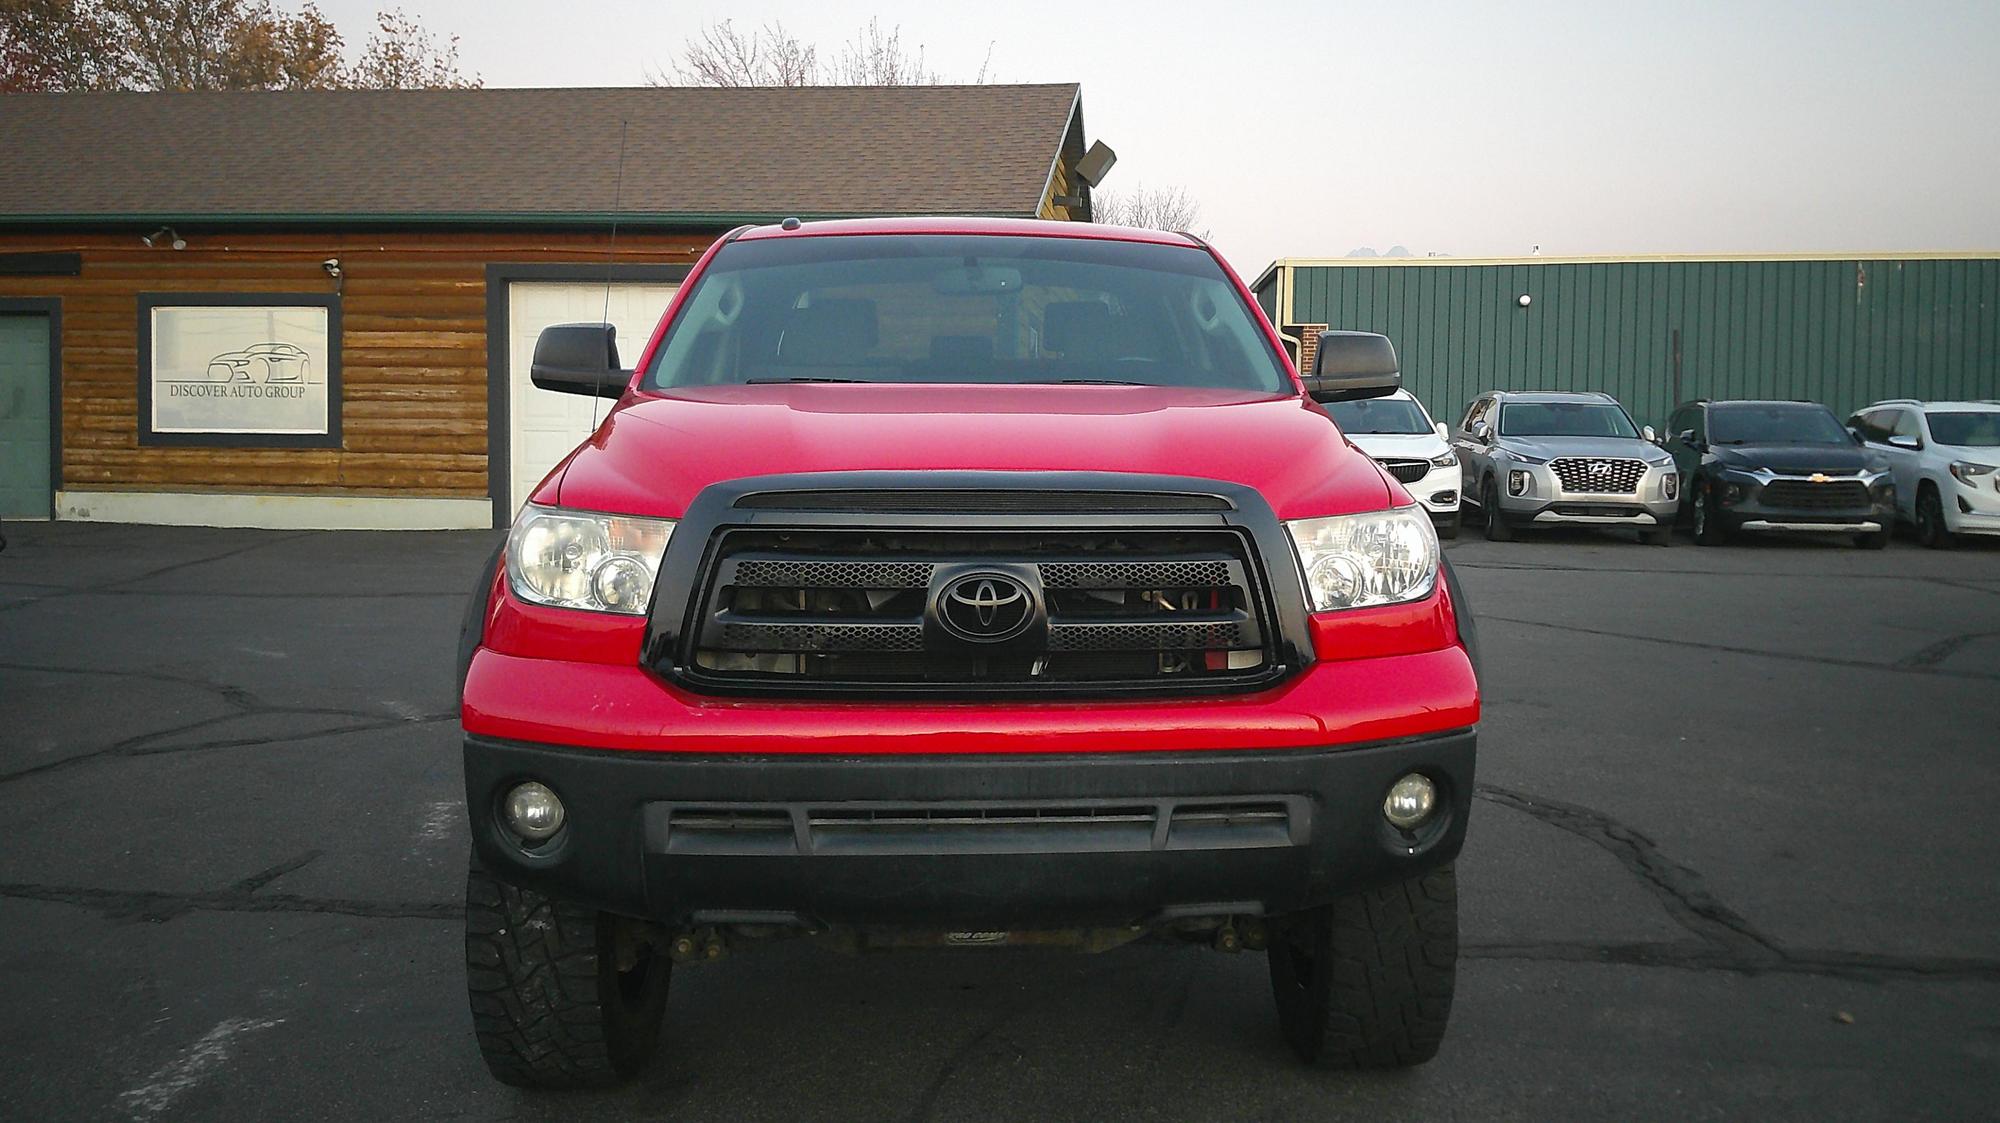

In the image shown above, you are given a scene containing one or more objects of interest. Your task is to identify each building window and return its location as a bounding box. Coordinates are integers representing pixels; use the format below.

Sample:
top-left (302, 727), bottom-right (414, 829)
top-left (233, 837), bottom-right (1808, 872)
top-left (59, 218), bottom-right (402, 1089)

top-left (137, 293), bottom-right (341, 448)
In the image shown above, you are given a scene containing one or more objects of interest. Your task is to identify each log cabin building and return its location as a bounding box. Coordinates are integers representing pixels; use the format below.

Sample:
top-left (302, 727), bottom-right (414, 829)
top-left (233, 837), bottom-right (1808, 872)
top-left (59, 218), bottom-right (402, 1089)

top-left (0, 84), bottom-right (1096, 528)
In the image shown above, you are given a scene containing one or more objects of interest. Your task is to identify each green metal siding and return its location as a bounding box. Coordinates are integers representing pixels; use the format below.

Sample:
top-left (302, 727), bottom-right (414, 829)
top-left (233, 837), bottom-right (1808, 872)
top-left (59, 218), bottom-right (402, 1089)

top-left (1282, 258), bottom-right (1999, 429)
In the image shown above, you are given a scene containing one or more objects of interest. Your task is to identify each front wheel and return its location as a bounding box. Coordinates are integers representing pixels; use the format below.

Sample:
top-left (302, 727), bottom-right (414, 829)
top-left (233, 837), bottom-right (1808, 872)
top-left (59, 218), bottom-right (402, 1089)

top-left (1268, 865), bottom-right (1458, 1069)
top-left (1481, 481), bottom-right (1514, 542)
top-left (465, 859), bottom-right (672, 1088)
top-left (1693, 487), bottom-right (1729, 546)
top-left (1916, 485), bottom-right (1955, 549)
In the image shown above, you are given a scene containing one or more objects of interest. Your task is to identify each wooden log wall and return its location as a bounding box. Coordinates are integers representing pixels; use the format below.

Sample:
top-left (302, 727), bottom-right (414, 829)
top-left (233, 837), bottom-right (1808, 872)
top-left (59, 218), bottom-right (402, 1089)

top-left (0, 230), bottom-right (710, 498)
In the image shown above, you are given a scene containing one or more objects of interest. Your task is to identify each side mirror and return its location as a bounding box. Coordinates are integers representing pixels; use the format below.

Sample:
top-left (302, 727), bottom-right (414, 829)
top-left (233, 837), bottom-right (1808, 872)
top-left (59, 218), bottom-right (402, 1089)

top-left (1470, 419), bottom-right (1491, 443)
top-left (1304, 331), bottom-right (1399, 403)
top-left (1435, 421), bottom-right (1450, 442)
top-left (531, 323), bottom-right (629, 400)
top-left (1886, 434), bottom-right (1921, 451)
top-left (1642, 424), bottom-right (1658, 443)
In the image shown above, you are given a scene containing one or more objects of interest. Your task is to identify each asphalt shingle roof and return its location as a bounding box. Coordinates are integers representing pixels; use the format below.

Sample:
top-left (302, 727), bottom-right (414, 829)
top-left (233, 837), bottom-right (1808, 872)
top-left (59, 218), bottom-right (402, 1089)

top-left (0, 84), bottom-right (1080, 223)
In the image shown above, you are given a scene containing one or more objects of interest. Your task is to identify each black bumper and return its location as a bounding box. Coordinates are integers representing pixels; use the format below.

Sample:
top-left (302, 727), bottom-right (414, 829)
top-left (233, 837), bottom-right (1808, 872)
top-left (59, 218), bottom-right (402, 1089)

top-left (464, 730), bottom-right (1475, 930)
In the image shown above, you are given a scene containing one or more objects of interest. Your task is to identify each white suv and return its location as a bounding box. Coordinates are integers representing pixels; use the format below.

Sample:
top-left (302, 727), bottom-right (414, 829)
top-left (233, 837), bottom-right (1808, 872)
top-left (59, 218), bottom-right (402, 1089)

top-left (1321, 387), bottom-right (1462, 538)
top-left (1849, 400), bottom-right (2000, 547)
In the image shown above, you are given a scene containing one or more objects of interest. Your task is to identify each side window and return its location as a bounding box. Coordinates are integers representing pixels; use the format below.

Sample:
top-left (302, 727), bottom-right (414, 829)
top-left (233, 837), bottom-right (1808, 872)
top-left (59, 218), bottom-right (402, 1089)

top-left (1689, 407), bottom-right (1706, 444)
top-left (1850, 409), bottom-right (1882, 442)
top-left (1461, 396), bottom-right (1493, 433)
top-left (1668, 407), bottom-right (1689, 439)
top-left (1890, 410), bottom-right (1921, 441)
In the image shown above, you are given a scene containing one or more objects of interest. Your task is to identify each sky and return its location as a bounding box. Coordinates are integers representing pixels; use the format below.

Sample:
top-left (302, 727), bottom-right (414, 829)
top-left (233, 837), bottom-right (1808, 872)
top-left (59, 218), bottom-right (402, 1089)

top-left (312, 0), bottom-right (2000, 275)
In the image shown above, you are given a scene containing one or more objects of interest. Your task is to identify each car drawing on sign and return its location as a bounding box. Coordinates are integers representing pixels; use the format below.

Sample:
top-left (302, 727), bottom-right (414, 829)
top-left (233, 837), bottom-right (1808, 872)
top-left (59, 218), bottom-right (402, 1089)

top-left (454, 217), bottom-right (1480, 1088)
top-left (1452, 389), bottom-right (1678, 544)
top-left (1320, 387), bottom-right (1462, 538)
top-left (1848, 399), bottom-right (2000, 548)
top-left (1664, 399), bottom-right (1896, 548)
top-left (206, 342), bottom-right (310, 384)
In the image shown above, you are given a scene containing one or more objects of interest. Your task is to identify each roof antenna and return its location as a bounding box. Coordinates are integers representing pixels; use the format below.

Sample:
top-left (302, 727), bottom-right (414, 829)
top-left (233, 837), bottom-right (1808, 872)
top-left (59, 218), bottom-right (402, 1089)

top-left (593, 119), bottom-right (630, 433)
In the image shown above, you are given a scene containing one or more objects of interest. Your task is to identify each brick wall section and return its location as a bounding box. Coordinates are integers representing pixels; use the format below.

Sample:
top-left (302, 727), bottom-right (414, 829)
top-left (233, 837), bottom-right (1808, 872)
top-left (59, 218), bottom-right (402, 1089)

top-left (1296, 324), bottom-right (1327, 374)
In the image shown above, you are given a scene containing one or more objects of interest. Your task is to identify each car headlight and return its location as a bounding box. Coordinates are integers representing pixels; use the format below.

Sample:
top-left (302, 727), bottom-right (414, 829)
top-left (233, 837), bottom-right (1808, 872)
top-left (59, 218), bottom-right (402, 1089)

top-left (505, 504), bottom-right (675, 615)
top-left (1949, 461), bottom-right (1997, 486)
top-left (1285, 507), bottom-right (1440, 612)
top-left (1502, 448), bottom-right (1550, 465)
top-left (1428, 451), bottom-right (1457, 468)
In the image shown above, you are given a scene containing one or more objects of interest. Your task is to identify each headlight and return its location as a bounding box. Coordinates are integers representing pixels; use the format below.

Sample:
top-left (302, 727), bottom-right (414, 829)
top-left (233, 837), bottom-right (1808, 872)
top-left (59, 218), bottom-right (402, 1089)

top-left (1949, 461), bottom-right (1997, 486)
top-left (505, 504), bottom-right (675, 615)
top-left (1502, 448), bottom-right (1550, 465)
top-left (1428, 451), bottom-right (1457, 468)
top-left (1285, 507), bottom-right (1440, 612)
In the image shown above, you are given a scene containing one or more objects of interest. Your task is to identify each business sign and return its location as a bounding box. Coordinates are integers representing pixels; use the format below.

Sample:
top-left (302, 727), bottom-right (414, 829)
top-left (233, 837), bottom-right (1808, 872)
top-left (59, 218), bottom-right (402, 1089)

top-left (138, 294), bottom-right (341, 448)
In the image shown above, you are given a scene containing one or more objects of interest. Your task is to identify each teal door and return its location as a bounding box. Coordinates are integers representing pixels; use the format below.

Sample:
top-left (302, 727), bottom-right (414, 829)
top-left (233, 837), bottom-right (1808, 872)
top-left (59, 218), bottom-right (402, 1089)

top-left (0, 314), bottom-right (53, 518)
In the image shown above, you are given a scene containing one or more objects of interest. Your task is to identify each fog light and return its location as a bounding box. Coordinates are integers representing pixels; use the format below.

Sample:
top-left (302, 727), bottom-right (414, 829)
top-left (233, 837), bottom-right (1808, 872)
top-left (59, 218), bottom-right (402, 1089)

top-left (1662, 472), bottom-right (1679, 501)
top-left (1508, 470), bottom-right (1528, 497)
top-left (1383, 773), bottom-right (1437, 830)
top-left (503, 781), bottom-right (565, 841)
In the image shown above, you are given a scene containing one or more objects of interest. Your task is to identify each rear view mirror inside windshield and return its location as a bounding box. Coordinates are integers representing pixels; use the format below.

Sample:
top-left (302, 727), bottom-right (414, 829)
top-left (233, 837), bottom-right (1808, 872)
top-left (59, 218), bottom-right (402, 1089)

top-left (932, 265), bottom-right (1022, 294)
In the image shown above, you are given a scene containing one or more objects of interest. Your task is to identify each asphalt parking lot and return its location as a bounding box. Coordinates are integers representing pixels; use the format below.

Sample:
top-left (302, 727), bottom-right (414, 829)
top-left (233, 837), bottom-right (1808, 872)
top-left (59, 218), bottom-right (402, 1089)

top-left (2, 521), bottom-right (1996, 1121)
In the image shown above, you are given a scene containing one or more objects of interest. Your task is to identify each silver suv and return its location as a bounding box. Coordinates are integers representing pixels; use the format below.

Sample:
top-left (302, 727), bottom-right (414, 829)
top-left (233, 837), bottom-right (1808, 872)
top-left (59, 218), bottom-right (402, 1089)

top-left (1453, 390), bottom-right (1679, 545)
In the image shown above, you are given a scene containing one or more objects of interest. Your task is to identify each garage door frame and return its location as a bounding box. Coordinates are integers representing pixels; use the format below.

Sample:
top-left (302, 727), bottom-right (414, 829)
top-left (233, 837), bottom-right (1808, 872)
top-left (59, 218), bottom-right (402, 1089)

top-left (0, 297), bottom-right (62, 519)
top-left (484, 263), bottom-right (692, 529)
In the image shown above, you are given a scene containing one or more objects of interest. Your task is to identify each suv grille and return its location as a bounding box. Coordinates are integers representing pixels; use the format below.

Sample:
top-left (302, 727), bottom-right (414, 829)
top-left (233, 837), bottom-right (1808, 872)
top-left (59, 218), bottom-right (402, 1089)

top-left (680, 528), bottom-right (1274, 693)
top-left (1550, 457), bottom-right (1646, 494)
top-left (1761, 478), bottom-right (1869, 510)
top-left (1378, 458), bottom-right (1430, 484)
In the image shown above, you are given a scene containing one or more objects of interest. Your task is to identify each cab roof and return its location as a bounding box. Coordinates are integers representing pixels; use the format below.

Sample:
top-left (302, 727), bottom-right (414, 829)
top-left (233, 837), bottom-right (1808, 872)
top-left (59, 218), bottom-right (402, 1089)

top-left (733, 215), bottom-right (1202, 247)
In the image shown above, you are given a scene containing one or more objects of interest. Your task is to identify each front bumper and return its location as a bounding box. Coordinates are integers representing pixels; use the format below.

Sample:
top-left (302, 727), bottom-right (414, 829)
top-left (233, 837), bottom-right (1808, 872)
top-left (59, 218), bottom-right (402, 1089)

top-left (465, 729), bottom-right (1475, 929)
top-left (1716, 472), bottom-right (1895, 533)
top-left (1493, 461), bottom-right (1679, 526)
top-left (1945, 476), bottom-right (2000, 536)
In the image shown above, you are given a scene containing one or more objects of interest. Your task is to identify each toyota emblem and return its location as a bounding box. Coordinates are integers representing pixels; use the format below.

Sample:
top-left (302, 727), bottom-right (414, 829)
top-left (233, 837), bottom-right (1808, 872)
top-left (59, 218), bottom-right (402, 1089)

top-left (937, 573), bottom-right (1035, 643)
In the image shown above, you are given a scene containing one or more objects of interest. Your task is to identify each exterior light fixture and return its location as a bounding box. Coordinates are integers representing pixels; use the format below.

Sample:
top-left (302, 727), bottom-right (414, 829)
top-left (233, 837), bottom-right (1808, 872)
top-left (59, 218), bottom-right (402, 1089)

top-left (142, 226), bottom-right (186, 250)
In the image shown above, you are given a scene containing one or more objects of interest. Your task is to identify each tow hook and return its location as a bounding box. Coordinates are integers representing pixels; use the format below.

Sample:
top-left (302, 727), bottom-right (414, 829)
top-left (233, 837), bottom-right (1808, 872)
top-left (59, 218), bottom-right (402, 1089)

top-left (668, 927), bottom-right (727, 963)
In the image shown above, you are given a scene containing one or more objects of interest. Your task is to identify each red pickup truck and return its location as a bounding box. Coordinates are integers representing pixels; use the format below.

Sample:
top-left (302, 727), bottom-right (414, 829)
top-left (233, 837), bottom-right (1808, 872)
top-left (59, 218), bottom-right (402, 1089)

top-left (457, 217), bottom-right (1479, 1087)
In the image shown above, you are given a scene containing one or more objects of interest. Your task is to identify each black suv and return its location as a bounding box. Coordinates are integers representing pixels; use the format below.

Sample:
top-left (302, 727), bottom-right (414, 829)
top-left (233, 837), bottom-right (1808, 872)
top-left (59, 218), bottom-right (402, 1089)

top-left (1664, 400), bottom-right (1895, 548)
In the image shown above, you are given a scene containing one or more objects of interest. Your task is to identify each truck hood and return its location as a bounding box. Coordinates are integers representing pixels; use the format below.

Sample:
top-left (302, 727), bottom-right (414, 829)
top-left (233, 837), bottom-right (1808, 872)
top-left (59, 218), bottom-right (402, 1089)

top-left (546, 383), bottom-right (1393, 521)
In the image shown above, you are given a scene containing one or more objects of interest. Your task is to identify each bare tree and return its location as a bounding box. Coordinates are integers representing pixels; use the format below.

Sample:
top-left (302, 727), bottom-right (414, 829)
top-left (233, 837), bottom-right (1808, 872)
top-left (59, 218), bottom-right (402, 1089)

top-left (656, 17), bottom-right (991, 87)
top-left (1093, 184), bottom-right (1205, 235)
top-left (0, 0), bottom-right (477, 91)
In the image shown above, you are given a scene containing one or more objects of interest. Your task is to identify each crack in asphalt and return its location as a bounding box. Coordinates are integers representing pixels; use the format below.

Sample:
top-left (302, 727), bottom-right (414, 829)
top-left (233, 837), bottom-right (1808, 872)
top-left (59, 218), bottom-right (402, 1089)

top-left (1461, 939), bottom-right (2000, 982)
top-left (1892, 630), bottom-right (1996, 669)
top-left (1481, 614), bottom-right (2000, 682)
top-left (1476, 784), bottom-right (1781, 957)
top-left (0, 532), bottom-right (317, 613)
top-left (0, 881), bottom-right (460, 923)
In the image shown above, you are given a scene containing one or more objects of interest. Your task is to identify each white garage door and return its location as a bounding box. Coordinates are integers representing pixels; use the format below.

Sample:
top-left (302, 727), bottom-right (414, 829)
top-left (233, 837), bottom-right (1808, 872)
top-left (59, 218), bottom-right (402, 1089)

top-left (506, 281), bottom-right (678, 515)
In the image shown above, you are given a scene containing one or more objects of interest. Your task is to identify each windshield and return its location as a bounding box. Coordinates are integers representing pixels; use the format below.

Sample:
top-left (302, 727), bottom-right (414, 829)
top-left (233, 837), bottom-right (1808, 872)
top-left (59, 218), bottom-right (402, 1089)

top-left (1498, 402), bottom-right (1639, 439)
top-left (1324, 397), bottom-right (1433, 435)
top-left (1709, 404), bottom-right (1851, 445)
top-left (1927, 411), bottom-right (2000, 447)
top-left (643, 234), bottom-right (1292, 393)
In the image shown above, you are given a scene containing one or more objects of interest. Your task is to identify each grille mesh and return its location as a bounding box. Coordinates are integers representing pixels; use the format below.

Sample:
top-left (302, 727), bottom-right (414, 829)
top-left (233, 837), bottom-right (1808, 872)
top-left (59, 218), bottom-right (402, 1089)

top-left (1380, 459), bottom-right (1430, 484)
top-left (715, 622), bottom-right (925, 653)
top-left (1039, 560), bottom-right (1230, 589)
top-left (1047, 621), bottom-right (1251, 652)
top-left (734, 560), bottom-right (934, 589)
top-left (1551, 457), bottom-right (1646, 494)
top-left (1761, 479), bottom-right (1870, 510)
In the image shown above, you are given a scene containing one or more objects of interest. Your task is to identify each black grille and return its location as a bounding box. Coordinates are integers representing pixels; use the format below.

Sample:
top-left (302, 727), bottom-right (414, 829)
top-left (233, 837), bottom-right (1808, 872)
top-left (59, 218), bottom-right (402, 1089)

top-left (1761, 478), bottom-right (1870, 510)
top-left (1379, 458), bottom-right (1430, 484)
top-left (682, 528), bottom-right (1273, 693)
top-left (734, 489), bottom-right (1232, 513)
top-left (1550, 457), bottom-right (1646, 494)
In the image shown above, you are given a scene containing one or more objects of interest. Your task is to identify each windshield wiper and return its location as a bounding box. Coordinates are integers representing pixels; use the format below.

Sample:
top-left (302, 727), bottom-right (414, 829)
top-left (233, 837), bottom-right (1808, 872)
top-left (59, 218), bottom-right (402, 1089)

top-left (744, 376), bottom-right (868, 384)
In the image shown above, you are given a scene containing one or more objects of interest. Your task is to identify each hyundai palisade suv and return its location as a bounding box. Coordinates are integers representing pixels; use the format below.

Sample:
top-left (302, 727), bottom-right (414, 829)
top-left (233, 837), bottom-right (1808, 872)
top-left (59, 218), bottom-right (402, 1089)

top-left (1665, 399), bottom-right (1895, 547)
top-left (456, 218), bottom-right (1481, 1088)
top-left (1452, 390), bottom-right (1677, 544)
top-left (1320, 387), bottom-right (1461, 538)
top-left (1849, 399), bottom-right (2000, 548)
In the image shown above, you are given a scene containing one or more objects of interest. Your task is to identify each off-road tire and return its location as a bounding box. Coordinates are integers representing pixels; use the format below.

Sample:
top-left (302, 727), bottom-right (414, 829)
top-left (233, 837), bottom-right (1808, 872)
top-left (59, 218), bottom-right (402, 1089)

top-left (1481, 481), bottom-right (1514, 542)
top-left (1268, 864), bottom-right (1458, 1069)
top-left (465, 860), bottom-right (671, 1088)
top-left (1916, 484), bottom-right (1954, 550)
top-left (1693, 487), bottom-right (1728, 546)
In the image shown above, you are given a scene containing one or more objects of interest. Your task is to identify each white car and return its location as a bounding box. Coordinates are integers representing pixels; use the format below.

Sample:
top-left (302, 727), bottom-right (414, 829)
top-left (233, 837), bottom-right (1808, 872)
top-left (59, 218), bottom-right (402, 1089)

top-left (1849, 399), bottom-right (2000, 547)
top-left (1321, 387), bottom-right (1461, 538)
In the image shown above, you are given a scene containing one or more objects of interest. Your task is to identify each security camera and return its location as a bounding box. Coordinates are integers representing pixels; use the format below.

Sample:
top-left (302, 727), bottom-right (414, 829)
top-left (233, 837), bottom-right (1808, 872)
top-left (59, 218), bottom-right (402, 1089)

top-left (321, 258), bottom-right (342, 278)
